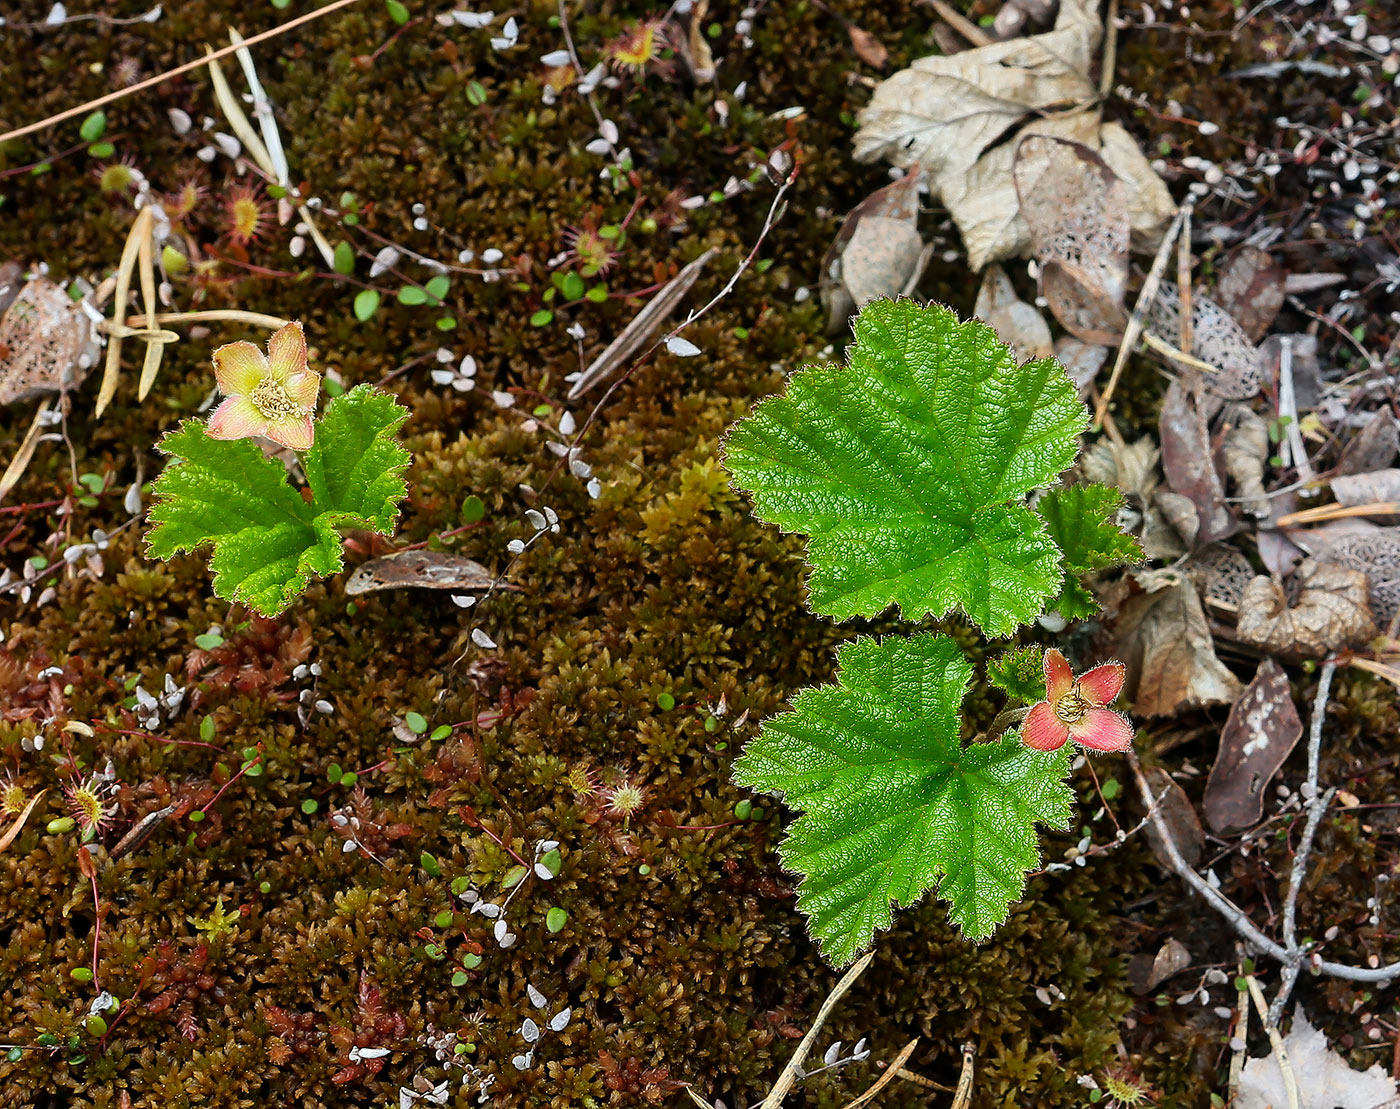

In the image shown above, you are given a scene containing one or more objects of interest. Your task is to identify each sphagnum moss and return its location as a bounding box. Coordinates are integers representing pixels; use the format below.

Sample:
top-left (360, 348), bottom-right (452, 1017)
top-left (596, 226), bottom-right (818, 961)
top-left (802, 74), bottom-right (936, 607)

top-left (6, 0), bottom-right (1369, 1103)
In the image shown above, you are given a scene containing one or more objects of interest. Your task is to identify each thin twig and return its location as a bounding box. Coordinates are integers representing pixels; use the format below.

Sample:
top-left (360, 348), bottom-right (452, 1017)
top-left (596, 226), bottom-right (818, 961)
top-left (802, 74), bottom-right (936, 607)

top-left (0, 0), bottom-right (366, 146)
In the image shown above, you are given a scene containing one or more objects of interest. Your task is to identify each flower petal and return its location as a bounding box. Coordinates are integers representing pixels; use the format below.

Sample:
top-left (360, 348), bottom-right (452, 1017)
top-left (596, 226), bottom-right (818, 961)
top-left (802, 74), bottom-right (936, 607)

top-left (1043, 649), bottom-right (1074, 703)
top-left (207, 396), bottom-right (270, 441)
top-left (1021, 700), bottom-right (1070, 752)
top-left (211, 341), bottom-right (268, 397)
top-left (264, 414), bottom-right (314, 451)
top-left (284, 370), bottom-right (321, 411)
top-left (1076, 661), bottom-right (1126, 707)
top-left (266, 321), bottom-right (307, 381)
top-left (1070, 708), bottom-right (1135, 752)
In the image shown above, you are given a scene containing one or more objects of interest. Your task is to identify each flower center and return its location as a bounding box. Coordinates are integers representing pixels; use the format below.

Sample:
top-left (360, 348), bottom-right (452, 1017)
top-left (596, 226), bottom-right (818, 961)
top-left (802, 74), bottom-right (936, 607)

top-left (249, 376), bottom-right (305, 421)
top-left (1054, 686), bottom-right (1091, 725)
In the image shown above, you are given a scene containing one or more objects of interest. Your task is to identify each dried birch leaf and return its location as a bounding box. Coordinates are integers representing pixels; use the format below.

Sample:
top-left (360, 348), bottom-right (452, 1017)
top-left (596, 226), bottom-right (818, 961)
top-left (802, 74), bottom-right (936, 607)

top-left (1128, 936), bottom-right (1193, 994)
top-left (1112, 578), bottom-right (1243, 716)
top-left (1159, 379), bottom-right (1236, 544)
top-left (841, 217), bottom-right (926, 308)
top-left (853, 0), bottom-right (1172, 269)
top-left (1140, 765), bottom-right (1204, 869)
top-left (1220, 403), bottom-right (1271, 520)
top-left (1337, 411), bottom-right (1399, 476)
top-left (973, 265), bottom-right (1053, 361)
top-left (1148, 283), bottom-right (1263, 399)
top-left (1317, 528), bottom-right (1400, 627)
top-left (1236, 1008), bottom-right (1399, 1109)
top-left (345, 550), bottom-right (503, 596)
top-left (1014, 135), bottom-right (1129, 343)
top-left (0, 269), bottom-right (101, 405)
top-left (820, 172), bottom-right (924, 333)
top-left (1203, 659), bottom-right (1302, 834)
top-left (1212, 246), bottom-right (1285, 343)
top-left (1235, 559), bottom-right (1377, 661)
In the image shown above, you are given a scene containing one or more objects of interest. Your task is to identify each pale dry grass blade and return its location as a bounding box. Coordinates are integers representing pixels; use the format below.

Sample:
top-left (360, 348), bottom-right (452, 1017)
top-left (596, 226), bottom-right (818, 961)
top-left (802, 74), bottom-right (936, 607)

top-left (95, 206), bottom-right (154, 418)
top-left (136, 218), bottom-right (165, 400)
top-left (0, 400), bottom-right (52, 505)
top-left (841, 1038), bottom-right (918, 1109)
top-left (0, 790), bottom-right (46, 854)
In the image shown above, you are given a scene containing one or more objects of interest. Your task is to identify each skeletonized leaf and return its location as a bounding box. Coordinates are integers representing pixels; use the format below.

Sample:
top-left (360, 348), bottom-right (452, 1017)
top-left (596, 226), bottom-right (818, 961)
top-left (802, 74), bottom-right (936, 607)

top-left (1317, 527), bottom-right (1400, 626)
top-left (1148, 283), bottom-right (1263, 399)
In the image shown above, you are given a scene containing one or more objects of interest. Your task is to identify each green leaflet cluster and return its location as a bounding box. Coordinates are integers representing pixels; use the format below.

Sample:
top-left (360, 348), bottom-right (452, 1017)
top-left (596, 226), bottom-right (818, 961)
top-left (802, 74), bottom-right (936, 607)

top-left (722, 299), bottom-right (1139, 962)
top-left (146, 385), bottom-right (410, 616)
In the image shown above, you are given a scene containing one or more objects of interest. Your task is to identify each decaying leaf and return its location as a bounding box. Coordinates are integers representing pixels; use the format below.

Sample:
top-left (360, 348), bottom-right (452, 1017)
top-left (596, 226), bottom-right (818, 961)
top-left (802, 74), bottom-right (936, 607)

top-left (847, 24), bottom-right (888, 68)
top-left (1159, 379), bottom-right (1236, 544)
top-left (973, 265), bottom-right (1052, 361)
top-left (1236, 1008), bottom-right (1399, 1109)
top-left (1337, 410), bottom-right (1399, 476)
top-left (1189, 542), bottom-right (1255, 610)
top-left (1141, 765), bottom-right (1205, 869)
top-left (1148, 283), bottom-right (1263, 400)
top-left (1331, 469), bottom-right (1400, 522)
top-left (1111, 577), bottom-right (1243, 716)
top-left (1128, 936), bottom-right (1193, 994)
top-left (1054, 336), bottom-right (1108, 392)
top-left (0, 263), bottom-right (101, 405)
top-left (1203, 659), bottom-right (1302, 834)
top-left (1220, 403), bottom-right (1271, 520)
top-left (819, 171), bottom-right (926, 333)
top-left (1212, 246), bottom-right (1285, 343)
top-left (1235, 559), bottom-right (1377, 661)
top-left (853, 0), bottom-right (1172, 269)
top-left (1014, 136), bottom-right (1129, 343)
top-left (345, 550), bottom-right (507, 596)
top-left (1316, 528), bottom-right (1400, 627)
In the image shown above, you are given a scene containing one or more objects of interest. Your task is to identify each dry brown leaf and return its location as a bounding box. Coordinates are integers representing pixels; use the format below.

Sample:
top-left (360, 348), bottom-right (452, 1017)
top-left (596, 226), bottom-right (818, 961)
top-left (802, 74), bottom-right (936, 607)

top-left (1054, 336), bottom-right (1108, 392)
top-left (1337, 410), bottom-right (1399, 476)
top-left (973, 265), bottom-right (1053, 361)
top-left (1236, 1008), bottom-right (1399, 1109)
top-left (0, 265), bottom-right (100, 405)
top-left (1235, 559), bottom-right (1376, 661)
top-left (1014, 135), bottom-right (1129, 343)
top-left (1112, 577), bottom-right (1244, 716)
top-left (1159, 379), bottom-right (1236, 544)
top-left (1220, 403), bottom-right (1271, 520)
top-left (853, 0), bottom-right (1172, 269)
top-left (1212, 246), bottom-right (1285, 343)
top-left (847, 24), bottom-right (888, 68)
top-left (819, 171), bottom-right (925, 332)
top-left (1203, 659), bottom-right (1302, 834)
top-left (345, 550), bottom-right (506, 596)
top-left (1331, 469), bottom-right (1400, 523)
top-left (1141, 765), bottom-right (1205, 869)
top-left (1316, 528), bottom-right (1400, 627)
top-left (1148, 283), bottom-right (1263, 400)
top-left (1080, 436), bottom-right (1187, 560)
top-left (1128, 936), bottom-right (1194, 994)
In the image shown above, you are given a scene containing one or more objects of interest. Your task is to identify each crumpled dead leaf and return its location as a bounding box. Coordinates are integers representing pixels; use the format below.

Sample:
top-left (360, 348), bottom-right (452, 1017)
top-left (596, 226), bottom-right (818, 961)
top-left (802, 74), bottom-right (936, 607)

top-left (1014, 135), bottom-right (1129, 343)
top-left (846, 24), bottom-right (888, 68)
top-left (1236, 1008), bottom-right (1399, 1109)
top-left (1203, 659), bottom-right (1302, 834)
top-left (1235, 559), bottom-right (1377, 661)
top-left (1112, 576), bottom-right (1244, 716)
top-left (853, 0), bottom-right (1173, 270)
top-left (820, 170), bottom-right (927, 332)
top-left (1316, 528), bottom-right (1400, 628)
top-left (345, 550), bottom-right (507, 596)
top-left (1128, 936), bottom-right (1193, 995)
top-left (1212, 246), bottom-right (1285, 343)
top-left (1338, 410), bottom-right (1400, 476)
top-left (1141, 765), bottom-right (1205, 869)
top-left (1148, 283), bottom-right (1263, 400)
top-left (973, 264), bottom-right (1052, 360)
top-left (1159, 379), bottom-right (1236, 544)
top-left (1220, 403), bottom-right (1272, 520)
top-left (0, 262), bottom-right (101, 405)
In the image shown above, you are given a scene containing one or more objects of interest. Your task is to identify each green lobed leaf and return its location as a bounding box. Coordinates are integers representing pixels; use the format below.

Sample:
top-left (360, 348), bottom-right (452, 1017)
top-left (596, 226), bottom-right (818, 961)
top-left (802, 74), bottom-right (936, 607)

top-left (986, 646), bottom-right (1047, 705)
top-left (722, 299), bottom-right (1087, 637)
top-left (734, 633), bottom-right (1073, 963)
top-left (146, 387), bottom-right (410, 617)
top-left (304, 384), bottom-right (411, 533)
top-left (1035, 484), bottom-right (1141, 620)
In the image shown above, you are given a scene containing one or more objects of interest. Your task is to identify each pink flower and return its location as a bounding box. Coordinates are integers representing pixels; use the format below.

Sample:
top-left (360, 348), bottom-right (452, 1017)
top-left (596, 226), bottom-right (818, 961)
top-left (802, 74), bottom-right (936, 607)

top-left (1021, 649), bottom-right (1134, 754)
top-left (207, 321), bottom-right (319, 451)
